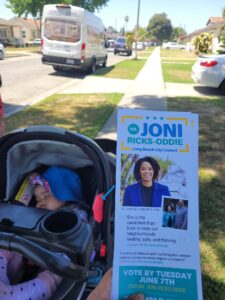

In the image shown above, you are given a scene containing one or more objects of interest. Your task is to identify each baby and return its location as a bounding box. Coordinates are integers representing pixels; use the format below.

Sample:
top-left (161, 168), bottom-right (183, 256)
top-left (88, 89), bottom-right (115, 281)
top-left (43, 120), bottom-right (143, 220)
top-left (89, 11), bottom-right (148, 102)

top-left (31, 166), bottom-right (87, 220)
top-left (0, 166), bottom-right (86, 300)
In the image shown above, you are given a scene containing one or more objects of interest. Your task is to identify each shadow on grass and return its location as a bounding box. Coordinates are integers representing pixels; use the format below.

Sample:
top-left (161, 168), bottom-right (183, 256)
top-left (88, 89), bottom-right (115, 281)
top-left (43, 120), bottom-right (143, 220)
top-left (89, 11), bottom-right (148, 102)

top-left (4, 103), bottom-right (25, 117)
top-left (200, 176), bottom-right (225, 239)
top-left (202, 273), bottom-right (225, 300)
top-left (93, 65), bottom-right (115, 76)
top-left (167, 96), bottom-right (225, 298)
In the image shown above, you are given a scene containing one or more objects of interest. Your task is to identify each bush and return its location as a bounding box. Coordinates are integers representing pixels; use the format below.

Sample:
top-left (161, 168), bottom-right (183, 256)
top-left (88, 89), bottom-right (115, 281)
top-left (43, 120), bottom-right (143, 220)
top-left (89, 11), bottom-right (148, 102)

top-left (192, 32), bottom-right (213, 54)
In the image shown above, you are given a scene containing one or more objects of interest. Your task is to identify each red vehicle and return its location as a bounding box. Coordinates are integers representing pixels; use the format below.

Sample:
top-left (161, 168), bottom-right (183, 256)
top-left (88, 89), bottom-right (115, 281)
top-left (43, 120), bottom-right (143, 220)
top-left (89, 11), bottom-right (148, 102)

top-left (0, 74), bottom-right (5, 136)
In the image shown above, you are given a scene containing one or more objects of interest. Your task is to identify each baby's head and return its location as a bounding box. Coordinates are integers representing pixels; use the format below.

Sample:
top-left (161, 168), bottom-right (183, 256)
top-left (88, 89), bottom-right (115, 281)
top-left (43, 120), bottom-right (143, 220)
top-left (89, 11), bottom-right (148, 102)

top-left (30, 166), bottom-right (83, 211)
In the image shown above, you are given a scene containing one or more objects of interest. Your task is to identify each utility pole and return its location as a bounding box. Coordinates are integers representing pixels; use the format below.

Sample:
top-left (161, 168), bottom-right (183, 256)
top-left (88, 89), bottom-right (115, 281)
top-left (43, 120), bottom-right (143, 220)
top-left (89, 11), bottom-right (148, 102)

top-left (134, 0), bottom-right (141, 60)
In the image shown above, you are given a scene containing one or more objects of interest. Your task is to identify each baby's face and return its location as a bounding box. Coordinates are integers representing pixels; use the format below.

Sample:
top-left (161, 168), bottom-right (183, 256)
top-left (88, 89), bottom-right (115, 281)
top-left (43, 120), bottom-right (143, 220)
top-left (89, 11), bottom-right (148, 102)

top-left (34, 185), bottom-right (64, 210)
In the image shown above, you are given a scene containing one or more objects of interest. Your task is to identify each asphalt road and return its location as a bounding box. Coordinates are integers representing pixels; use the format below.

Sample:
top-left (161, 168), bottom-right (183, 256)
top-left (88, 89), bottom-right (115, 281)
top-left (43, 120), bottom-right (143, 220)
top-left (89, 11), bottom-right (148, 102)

top-left (0, 51), bottom-right (128, 116)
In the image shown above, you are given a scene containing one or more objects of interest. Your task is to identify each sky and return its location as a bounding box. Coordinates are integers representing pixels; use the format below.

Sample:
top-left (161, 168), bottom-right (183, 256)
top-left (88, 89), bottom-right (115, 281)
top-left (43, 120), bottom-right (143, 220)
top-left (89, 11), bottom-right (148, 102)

top-left (0, 0), bottom-right (224, 34)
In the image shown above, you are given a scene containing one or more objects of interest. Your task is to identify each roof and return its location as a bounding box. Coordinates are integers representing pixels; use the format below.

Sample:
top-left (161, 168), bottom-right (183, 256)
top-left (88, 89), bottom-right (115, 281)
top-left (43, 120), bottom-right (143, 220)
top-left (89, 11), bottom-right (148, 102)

top-left (185, 21), bottom-right (225, 40)
top-left (206, 17), bottom-right (224, 26)
top-left (25, 18), bottom-right (41, 30)
top-left (10, 17), bottom-right (37, 29)
top-left (0, 17), bottom-right (20, 27)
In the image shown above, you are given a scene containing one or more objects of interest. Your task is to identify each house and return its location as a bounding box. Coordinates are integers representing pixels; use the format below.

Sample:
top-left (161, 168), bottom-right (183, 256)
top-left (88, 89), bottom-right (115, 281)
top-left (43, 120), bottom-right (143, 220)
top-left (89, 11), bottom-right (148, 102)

top-left (0, 17), bottom-right (21, 45)
top-left (206, 17), bottom-right (224, 26)
top-left (10, 17), bottom-right (41, 45)
top-left (0, 17), bottom-right (40, 46)
top-left (183, 16), bottom-right (225, 53)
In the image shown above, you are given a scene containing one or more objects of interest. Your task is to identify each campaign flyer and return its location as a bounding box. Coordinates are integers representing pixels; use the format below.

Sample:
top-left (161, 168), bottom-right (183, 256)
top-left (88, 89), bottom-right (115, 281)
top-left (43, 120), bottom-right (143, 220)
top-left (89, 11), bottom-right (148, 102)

top-left (112, 109), bottom-right (202, 300)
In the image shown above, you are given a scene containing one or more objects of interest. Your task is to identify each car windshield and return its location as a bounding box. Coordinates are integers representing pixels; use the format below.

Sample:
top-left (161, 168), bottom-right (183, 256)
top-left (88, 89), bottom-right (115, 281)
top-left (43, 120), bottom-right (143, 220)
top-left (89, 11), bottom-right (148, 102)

top-left (117, 38), bottom-right (126, 43)
top-left (44, 18), bottom-right (81, 43)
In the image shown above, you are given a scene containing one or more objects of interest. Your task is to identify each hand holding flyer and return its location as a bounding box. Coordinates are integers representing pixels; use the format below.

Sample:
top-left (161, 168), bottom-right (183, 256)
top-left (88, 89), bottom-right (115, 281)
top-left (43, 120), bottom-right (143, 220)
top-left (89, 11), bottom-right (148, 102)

top-left (112, 109), bottom-right (202, 300)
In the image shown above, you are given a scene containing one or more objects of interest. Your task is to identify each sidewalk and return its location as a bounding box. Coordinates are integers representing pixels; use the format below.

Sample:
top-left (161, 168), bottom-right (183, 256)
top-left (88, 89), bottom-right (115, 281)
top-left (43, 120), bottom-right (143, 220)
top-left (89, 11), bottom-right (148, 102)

top-left (97, 47), bottom-right (167, 140)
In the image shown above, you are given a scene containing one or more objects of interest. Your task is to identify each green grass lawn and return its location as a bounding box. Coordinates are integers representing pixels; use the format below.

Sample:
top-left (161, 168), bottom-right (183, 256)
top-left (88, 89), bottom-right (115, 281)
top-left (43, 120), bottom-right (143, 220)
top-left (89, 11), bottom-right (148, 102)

top-left (94, 58), bottom-right (146, 80)
top-left (136, 46), bottom-right (155, 58)
top-left (161, 61), bottom-right (195, 83)
top-left (6, 46), bottom-right (41, 52)
top-left (168, 96), bottom-right (225, 300)
top-left (5, 93), bottom-right (123, 138)
top-left (161, 49), bottom-right (197, 60)
top-left (6, 46), bottom-right (41, 57)
top-left (161, 49), bottom-right (197, 83)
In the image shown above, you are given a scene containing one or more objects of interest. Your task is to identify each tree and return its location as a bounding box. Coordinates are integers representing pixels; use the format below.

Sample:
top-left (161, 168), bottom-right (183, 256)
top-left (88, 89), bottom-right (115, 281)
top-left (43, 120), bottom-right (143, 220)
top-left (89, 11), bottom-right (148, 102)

top-left (192, 32), bottom-right (213, 54)
top-left (218, 7), bottom-right (225, 54)
top-left (6, 0), bottom-right (109, 19)
top-left (171, 27), bottom-right (186, 42)
top-left (147, 13), bottom-right (172, 43)
top-left (126, 31), bottom-right (134, 48)
top-left (137, 26), bottom-right (148, 41)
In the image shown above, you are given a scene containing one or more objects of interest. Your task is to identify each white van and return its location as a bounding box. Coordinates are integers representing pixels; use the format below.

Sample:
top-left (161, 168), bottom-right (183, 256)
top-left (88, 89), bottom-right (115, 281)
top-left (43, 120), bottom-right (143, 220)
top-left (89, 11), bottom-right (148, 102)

top-left (41, 4), bottom-right (107, 73)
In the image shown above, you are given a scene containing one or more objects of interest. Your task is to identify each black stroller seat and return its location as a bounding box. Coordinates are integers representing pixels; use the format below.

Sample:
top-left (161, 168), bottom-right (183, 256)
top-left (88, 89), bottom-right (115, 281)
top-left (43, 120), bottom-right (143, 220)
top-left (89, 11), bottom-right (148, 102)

top-left (0, 126), bottom-right (116, 300)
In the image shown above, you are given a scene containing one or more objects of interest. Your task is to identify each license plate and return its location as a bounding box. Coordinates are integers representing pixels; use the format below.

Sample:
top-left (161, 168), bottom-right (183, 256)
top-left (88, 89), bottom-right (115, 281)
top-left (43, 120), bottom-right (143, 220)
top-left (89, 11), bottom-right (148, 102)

top-left (66, 59), bottom-right (74, 64)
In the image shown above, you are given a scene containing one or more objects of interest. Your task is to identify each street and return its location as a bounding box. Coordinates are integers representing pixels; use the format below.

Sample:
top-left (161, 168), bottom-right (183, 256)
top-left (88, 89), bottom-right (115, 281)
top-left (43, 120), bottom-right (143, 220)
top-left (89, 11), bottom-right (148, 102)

top-left (0, 51), bottom-right (128, 116)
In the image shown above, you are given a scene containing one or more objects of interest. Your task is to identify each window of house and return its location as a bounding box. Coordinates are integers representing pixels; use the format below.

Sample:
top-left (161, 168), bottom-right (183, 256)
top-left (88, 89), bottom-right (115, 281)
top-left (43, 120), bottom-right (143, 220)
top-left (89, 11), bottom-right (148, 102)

top-left (0, 28), bottom-right (6, 38)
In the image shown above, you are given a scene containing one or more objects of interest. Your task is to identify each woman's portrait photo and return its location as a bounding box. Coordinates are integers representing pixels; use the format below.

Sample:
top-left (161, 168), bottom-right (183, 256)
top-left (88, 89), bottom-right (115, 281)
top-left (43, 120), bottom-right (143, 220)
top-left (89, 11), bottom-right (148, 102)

top-left (121, 154), bottom-right (171, 207)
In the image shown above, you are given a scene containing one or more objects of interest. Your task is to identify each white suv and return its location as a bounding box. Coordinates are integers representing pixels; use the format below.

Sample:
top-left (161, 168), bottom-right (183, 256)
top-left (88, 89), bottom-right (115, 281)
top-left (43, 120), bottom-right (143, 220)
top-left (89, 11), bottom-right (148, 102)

top-left (0, 43), bottom-right (5, 60)
top-left (162, 42), bottom-right (185, 50)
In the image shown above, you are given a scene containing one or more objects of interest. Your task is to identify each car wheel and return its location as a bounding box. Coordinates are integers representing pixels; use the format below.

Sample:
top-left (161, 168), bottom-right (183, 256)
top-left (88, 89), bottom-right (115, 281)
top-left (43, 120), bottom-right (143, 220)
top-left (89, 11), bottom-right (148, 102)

top-left (0, 51), bottom-right (4, 60)
top-left (114, 51), bottom-right (117, 55)
top-left (89, 60), bottom-right (96, 74)
top-left (102, 57), bottom-right (107, 68)
top-left (53, 66), bottom-right (63, 72)
top-left (220, 79), bottom-right (225, 93)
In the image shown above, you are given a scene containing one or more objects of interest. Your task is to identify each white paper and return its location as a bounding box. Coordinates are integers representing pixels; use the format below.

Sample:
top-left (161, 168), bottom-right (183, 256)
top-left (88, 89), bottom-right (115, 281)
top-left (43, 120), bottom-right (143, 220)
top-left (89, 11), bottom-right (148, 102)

top-left (112, 109), bottom-right (202, 300)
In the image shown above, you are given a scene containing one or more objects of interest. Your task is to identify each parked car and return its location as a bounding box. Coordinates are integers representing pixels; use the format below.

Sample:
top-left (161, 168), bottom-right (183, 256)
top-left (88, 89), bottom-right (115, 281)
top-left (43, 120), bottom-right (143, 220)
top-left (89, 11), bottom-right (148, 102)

top-left (114, 37), bottom-right (132, 56)
top-left (0, 39), bottom-right (10, 47)
top-left (26, 38), bottom-right (42, 47)
top-left (162, 42), bottom-right (185, 50)
top-left (107, 39), bottom-right (115, 52)
top-left (192, 54), bottom-right (225, 91)
top-left (0, 44), bottom-right (5, 60)
top-left (132, 42), bottom-right (145, 50)
top-left (144, 41), bottom-right (155, 47)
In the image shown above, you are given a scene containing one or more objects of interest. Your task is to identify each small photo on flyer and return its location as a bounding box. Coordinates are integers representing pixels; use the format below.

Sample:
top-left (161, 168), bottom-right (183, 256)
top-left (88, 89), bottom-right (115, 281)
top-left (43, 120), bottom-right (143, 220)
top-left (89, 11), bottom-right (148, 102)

top-left (162, 197), bottom-right (188, 230)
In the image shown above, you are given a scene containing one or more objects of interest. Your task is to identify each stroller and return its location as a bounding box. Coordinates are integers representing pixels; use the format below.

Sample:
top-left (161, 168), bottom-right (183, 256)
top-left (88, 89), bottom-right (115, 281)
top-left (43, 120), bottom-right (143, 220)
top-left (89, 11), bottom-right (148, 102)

top-left (0, 125), bottom-right (116, 299)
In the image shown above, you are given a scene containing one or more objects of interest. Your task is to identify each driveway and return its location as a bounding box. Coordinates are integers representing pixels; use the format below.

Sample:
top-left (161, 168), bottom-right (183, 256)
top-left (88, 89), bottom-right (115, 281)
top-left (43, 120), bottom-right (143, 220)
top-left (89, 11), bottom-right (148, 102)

top-left (165, 83), bottom-right (225, 97)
